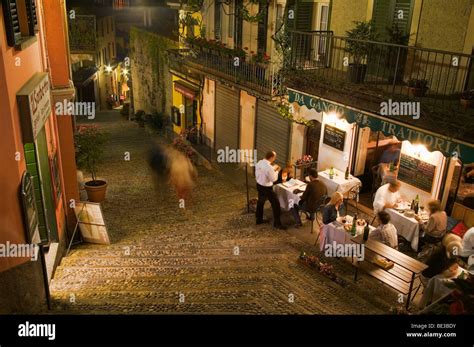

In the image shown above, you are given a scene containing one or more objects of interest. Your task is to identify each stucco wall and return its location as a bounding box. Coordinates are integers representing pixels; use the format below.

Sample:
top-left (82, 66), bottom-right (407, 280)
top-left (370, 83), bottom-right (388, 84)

top-left (202, 78), bottom-right (216, 145)
top-left (330, 0), bottom-right (370, 36)
top-left (416, 0), bottom-right (472, 53)
top-left (240, 90), bottom-right (256, 152)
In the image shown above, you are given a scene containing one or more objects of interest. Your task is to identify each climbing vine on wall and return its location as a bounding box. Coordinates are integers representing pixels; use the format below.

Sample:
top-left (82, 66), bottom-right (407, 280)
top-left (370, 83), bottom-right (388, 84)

top-left (130, 27), bottom-right (178, 114)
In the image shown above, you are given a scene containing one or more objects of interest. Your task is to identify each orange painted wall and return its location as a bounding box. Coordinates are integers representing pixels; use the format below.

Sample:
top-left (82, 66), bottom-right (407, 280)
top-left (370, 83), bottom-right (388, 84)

top-left (0, 0), bottom-right (76, 272)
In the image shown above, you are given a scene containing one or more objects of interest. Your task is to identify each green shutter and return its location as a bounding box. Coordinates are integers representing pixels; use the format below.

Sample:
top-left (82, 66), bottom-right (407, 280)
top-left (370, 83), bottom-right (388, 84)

top-left (24, 143), bottom-right (49, 243)
top-left (295, 0), bottom-right (314, 31)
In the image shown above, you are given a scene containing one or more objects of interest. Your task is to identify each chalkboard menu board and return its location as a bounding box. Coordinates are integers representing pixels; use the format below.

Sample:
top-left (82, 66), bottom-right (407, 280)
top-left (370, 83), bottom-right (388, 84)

top-left (398, 154), bottom-right (436, 192)
top-left (20, 171), bottom-right (41, 244)
top-left (323, 124), bottom-right (346, 151)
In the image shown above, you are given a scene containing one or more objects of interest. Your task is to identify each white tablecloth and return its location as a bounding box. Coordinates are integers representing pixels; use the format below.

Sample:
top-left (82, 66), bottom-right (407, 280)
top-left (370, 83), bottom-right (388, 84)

top-left (386, 208), bottom-right (420, 251)
top-left (420, 268), bottom-right (469, 308)
top-left (318, 168), bottom-right (362, 197)
top-left (319, 219), bottom-right (374, 252)
top-left (273, 179), bottom-right (306, 212)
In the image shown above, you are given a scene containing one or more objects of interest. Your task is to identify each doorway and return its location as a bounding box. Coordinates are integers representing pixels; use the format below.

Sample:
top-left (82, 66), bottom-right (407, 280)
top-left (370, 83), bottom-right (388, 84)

top-left (305, 120), bottom-right (322, 162)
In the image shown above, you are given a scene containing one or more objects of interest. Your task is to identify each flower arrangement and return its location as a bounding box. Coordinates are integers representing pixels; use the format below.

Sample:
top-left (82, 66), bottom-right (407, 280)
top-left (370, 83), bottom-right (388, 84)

top-left (185, 37), bottom-right (246, 59)
top-left (298, 251), bottom-right (347, 287)
top-left (295, 155), bottom-right (314, 166)
top-left (172, 128), bottom-right (198, 164)
top-left (250, 51), bottom-right (271, 65)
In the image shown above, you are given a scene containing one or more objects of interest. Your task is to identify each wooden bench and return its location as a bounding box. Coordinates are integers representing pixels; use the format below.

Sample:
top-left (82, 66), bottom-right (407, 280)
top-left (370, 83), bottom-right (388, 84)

top-left (351, 235), bottom-right (428, 309)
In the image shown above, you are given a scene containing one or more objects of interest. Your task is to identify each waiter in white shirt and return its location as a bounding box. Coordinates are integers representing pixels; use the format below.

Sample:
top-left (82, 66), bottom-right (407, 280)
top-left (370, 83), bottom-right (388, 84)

top-left (255, 151), bottom-right (286, 230)
top-left (373, 178), bottom-right (402, 214)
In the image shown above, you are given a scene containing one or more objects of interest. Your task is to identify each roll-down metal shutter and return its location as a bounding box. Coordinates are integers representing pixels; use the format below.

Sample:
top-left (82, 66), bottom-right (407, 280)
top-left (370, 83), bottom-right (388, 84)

top-left (256, 101), bottom-right (291, 166)
top-left (215, 83), bottom-right (240, 151)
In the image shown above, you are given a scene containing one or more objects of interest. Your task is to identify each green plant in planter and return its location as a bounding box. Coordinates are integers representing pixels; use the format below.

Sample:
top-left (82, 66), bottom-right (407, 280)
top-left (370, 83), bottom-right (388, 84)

top-left (385, 24), bottom-right (411, 83)
top-left (460, 89), bottom-right (474, 101)
top-left (345, 21), bottom-right (377, 83)
top-left (75, 125), bottom-right (107, 184)
top-left (149, 112), bottom-right (170, 130)
top-left (407, 78), bottom-right (429, 97)
top-left (134, 110), bottom-right (146, 127)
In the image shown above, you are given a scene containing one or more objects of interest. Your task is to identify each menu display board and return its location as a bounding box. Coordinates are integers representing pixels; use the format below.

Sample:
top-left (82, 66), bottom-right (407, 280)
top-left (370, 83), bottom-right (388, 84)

top-left (323, 124), bottom-right (346, 151)
top-left (398, 154), bottom-right (436, 193)
top-left (74, 202), bottom-right (110, 245)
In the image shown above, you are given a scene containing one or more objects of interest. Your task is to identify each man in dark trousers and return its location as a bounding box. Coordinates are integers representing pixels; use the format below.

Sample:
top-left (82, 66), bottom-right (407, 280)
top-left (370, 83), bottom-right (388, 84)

top-left (291, 168), bottom-right (328, 227)
top-left (255, 151), bottom-right (286, 230)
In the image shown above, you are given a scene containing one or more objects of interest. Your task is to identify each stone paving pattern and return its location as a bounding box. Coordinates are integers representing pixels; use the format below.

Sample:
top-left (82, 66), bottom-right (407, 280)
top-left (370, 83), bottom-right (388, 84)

top-left (50, 111), bottom-right (400, 314)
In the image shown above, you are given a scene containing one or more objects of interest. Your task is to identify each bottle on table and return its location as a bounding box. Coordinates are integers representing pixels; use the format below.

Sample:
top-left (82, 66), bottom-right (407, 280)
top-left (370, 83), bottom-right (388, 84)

top-left (363, 222), bottom-right (370, 242)
top-left (414, 195), bottom-right (420, 214)
top-left (345, 166), bottom-right (349, 180)
top-left (329, 167), bottom-right (335, 179)
top-left (389, 161), bottom-right (395, 172)
top-left (351, 213), bottom-right (358, 236)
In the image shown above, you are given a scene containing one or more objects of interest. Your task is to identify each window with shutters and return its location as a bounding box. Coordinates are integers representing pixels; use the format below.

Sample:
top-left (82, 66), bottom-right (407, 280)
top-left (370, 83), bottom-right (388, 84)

top-left (372, 0), bottom-right (413, 41)
top-left (257, 0), bottom-right (268, 53)
top-left (214, 0), bottom-right (221, 40)
top-left (2, 0), bottom-right (22, 46)
top-left (25, 0), bottom-right (38, 35)
top-left (2, 0), bottom-right (39, 48)
top-left (228, 0), bottom-right (234, 39)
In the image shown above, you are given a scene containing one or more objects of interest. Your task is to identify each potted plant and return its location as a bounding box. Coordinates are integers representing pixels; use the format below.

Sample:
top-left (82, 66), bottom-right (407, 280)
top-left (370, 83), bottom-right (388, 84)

top-left (75, 125), bottom-right (108, 202)
top-left (460, 89), bottom-right (474, 109)
top-left (345, 21), bottom-right (377, 83)
top-left (134, 110), bottom-right (146, 127)
top-left (386, 24), bottom-right (410, 83)
top-left (407, 78), bottom-right (429, 97)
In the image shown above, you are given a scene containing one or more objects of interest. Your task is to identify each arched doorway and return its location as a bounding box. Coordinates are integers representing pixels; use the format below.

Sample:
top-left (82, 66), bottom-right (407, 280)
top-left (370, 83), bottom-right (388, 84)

top-left (305, 120), bottom-right (322, 161)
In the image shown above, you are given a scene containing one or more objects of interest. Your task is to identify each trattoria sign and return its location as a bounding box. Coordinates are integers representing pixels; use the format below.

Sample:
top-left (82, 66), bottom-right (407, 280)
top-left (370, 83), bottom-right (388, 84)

top-left (288, 89), bottom-right (474, 164)
top-left (17, 73), bottom-right (52, 142)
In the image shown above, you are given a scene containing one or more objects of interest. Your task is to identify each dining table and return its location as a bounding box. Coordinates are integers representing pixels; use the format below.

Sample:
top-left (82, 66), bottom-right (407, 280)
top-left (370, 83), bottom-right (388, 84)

top-left (273, 179), bottom-right (307, 212)
top-left (318, 168), bottom-right (362, 197)
top-left (386, 201), bottom-right (429, 252)
top-left (318, 216), bottom-right (375, 252)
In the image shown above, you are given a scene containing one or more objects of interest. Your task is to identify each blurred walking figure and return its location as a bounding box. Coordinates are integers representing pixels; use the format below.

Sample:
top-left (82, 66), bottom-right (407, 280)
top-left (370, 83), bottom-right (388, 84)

top-left (148, 144), bottom-right (197, 201)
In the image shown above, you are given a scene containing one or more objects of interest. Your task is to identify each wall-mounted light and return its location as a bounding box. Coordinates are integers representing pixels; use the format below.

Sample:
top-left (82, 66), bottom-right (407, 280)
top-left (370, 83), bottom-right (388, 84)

top-left (122, 68), bottom-right (129, 75)
top-left (105, 65), bottom-right (113, 73)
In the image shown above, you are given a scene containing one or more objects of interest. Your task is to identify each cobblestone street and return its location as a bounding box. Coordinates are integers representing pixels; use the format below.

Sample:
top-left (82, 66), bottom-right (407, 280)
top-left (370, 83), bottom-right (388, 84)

top-left (50, 110), bottom-right (399, 314)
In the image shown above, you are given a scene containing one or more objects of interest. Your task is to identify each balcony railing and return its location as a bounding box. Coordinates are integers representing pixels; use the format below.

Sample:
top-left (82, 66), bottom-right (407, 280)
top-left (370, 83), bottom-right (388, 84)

top-left (168, 48), bottom-right (283, 96)
top-left (287, 30), bottom-right (474, 111)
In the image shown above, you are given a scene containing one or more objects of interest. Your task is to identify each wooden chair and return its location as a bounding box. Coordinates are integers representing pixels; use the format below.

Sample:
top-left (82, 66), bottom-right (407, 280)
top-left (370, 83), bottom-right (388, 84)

top-left (344, 184), bottom-right (361, 215)
top-left (300, 194), bottom-right (328, 234)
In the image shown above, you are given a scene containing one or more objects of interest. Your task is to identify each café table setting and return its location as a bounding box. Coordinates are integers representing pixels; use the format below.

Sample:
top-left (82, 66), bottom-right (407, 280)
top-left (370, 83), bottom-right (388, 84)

top-left (273, 178), bottom-right (307, 212)
top-left (317, 168), bottom-right (362, 197)
top-left (319, 215), bottom-right (375, 252)
top-left (386, 200), bottom-right (429, 252)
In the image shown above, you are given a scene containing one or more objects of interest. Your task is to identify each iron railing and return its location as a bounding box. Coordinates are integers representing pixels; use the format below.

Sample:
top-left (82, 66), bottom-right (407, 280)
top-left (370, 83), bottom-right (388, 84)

top-left (168, 48), bottom-right (283, 96)
top-left (288, 30), bottom-right (474, 109)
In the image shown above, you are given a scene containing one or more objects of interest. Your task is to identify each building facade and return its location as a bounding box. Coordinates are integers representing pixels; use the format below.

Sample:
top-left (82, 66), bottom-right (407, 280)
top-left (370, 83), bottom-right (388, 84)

top-left (0, 0), bottom-right (79, 313)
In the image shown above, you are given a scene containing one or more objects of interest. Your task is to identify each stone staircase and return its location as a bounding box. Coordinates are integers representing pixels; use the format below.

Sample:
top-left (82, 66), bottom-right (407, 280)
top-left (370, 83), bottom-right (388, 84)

top-left (50, 111), bottom-right (399, 314)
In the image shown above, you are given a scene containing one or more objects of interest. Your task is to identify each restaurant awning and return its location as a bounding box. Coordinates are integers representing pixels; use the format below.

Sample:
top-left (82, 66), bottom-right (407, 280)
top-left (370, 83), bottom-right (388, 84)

top-left (174, 80), bottom-right (199, 100)
top-left (288, 88), bottom-right (474, 164)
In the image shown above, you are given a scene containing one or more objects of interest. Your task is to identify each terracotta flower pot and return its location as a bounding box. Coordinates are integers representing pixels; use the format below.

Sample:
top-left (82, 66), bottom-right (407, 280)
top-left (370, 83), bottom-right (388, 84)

top-left (85, 180), bottom-right (108, 202)
top-left (408, 86), bottom-right (428, 97)
top-left (460, 97), bottom-right (472, 109)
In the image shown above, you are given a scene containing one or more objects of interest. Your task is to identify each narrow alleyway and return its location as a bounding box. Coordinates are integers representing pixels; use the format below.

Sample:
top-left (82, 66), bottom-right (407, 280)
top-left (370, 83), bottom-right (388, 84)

top-left (50, 110), bottom-right (399, 314)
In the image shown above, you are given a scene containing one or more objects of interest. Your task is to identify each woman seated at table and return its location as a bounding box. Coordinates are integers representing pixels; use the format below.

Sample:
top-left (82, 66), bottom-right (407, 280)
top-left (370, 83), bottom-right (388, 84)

top-left (369, 211), bottom-right (399, 249)
top-left (322, 192), bottom-right (345, 224)
top-left (416, 199), bottom-right (447, 244)
top-left (274, 166), bottom-right (293, 184)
